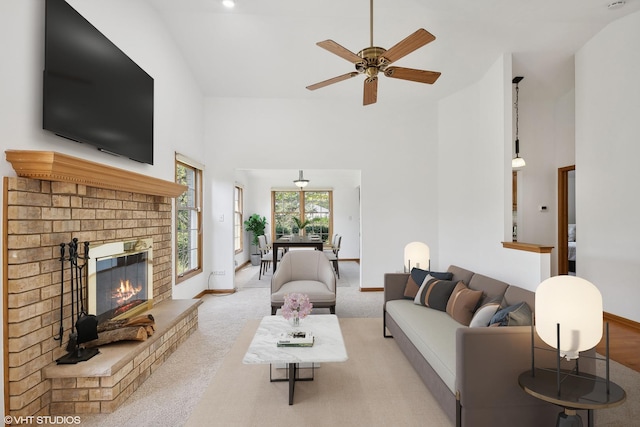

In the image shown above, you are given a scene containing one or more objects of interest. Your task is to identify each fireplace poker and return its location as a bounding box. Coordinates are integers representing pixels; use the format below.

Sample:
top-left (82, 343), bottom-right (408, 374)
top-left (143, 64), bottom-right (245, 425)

top-left (72, 239), bottom-right (81, 322)
top-left (54, 243), bottom-right (65, 345)
top-left (66, 240), bottom-right (77, 353)
top-left (74, 241), bottom-right (98, 344)
top-left (77, 241), bottom-right (89, 315)
top-left (57, 238), bottom-right (99, 364)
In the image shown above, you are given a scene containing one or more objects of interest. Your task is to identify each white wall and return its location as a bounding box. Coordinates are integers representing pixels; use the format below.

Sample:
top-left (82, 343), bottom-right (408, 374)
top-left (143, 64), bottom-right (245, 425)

top-left (513, 82), bottom-right (564, 274)
top-left (575, 10), bottom-right (640, 322)
top-left (437, 56), bottom-right (506, 275)
top-left (205, 97), bottom-right (440, 290)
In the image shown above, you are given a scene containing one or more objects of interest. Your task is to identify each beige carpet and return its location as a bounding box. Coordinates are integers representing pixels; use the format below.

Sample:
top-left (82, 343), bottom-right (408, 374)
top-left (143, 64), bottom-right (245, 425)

top-left (186, 317), bottom-right (451, 427)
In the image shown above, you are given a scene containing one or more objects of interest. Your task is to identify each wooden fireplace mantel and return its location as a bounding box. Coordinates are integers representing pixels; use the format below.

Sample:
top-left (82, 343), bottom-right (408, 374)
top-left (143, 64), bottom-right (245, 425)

top-left (5, 150), bottom-right (186, 198)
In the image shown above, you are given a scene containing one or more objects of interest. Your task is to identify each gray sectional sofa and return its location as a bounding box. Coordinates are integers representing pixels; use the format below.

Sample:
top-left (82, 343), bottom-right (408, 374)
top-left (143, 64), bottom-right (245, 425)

top-left (383, 265), bottom-right (593, 427)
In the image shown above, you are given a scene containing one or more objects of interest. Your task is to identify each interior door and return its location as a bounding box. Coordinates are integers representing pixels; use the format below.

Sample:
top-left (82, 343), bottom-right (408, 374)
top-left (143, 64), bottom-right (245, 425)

top-left (557, 165), bottom-right (575, 275)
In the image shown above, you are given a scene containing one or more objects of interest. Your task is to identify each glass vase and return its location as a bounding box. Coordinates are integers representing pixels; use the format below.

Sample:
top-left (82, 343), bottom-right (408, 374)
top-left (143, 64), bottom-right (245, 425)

top-left (291, 315), bottom-right (300, 327)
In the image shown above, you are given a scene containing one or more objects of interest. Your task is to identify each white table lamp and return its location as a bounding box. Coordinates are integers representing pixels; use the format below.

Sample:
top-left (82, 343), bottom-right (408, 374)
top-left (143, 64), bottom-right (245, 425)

top-left (404, 242), bottom-right (430, 272)
top-left (535, 276), bottom-right (603, 360)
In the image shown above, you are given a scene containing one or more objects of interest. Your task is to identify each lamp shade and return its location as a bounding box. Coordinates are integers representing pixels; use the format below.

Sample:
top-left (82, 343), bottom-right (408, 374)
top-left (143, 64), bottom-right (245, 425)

top-left (512, 156), bottom-right (526, 169)
top-left (535, 276), bottom-right (603, 360)
top-left (293, 170), bottom-right (309, 188)
top-left (404, 242), bottom-right (430, 271)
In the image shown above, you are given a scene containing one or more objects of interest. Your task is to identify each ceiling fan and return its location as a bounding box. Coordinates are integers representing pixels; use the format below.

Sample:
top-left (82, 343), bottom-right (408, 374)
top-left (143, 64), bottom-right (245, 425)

top-left (306, 0), bottom-right (441, 106)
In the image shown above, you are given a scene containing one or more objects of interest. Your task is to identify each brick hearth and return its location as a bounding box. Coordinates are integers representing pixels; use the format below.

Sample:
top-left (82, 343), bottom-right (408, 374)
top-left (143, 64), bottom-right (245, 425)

top-left (3, 153), bottom-right (196, 416)
top-left (44, 299), bottom-right (201, 413)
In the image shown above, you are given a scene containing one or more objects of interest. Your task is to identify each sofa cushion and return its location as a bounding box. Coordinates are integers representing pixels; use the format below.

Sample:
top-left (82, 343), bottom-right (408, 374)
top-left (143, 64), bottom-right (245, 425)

top-left (403, 268), bottom-right (454, 299)
top-left (446, 282), bottom-right (483, 326)
top-left (447, 265), bottom-right (474, 286)
top-left (503, 286), bottom-right (536, 311)
top-left (467, 273), bottom-right (509, 306)
top-left (468, 302), bottom-right (501, 327)
top-left (386, 299), bottom-right (459, 393)
top-left (414, 277), bottom-right (459, 311)
top-left (489, 302), bottom-right (532, 326)
top-left (271, 280), bottom-right (336, 304)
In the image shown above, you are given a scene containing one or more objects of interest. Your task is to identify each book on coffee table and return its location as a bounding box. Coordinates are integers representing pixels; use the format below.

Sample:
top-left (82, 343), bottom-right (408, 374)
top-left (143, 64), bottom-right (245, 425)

top-left (277, 331), bottom-right (314, 347)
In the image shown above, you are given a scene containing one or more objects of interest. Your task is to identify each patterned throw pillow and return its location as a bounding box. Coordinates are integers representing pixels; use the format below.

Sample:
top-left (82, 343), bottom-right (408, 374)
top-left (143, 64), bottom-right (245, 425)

top-left (446, 282), bottom-right (483, 326)
top-left (403, 268), bottom-right (453, 299)
top-left (414, 277), bottom-right (459, 311)
top-left (489, 302), bottom-right (532, 327)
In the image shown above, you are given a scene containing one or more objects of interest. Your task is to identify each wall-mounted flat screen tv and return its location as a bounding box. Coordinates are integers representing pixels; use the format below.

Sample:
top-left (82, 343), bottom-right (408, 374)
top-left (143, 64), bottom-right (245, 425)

top-left (43, 0), bottom-right (154, 165)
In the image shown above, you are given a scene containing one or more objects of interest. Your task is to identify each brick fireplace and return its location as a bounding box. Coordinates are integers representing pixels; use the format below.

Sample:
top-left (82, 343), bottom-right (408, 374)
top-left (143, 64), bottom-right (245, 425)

top-left (3, 151), bottom-right (199, 416)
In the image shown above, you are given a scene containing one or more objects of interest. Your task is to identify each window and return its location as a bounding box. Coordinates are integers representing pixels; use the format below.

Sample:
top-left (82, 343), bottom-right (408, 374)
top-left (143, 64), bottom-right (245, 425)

top-left (272, 190), bottom-right (332, 242)
top-left (176, 155), bottom-right (203, 281)
top-left (234, 185), bottom-right (244, 254)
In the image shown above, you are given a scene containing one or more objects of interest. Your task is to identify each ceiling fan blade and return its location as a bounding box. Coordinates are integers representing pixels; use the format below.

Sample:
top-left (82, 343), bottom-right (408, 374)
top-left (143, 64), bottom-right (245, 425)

top-left (316, 40), bottom-right (363, 64)
top-left (306, 72), bottom-right (359, 91)
top-left (384, 67), bottom-right (441, 84)
top-left (380, 29), bottom-right (436, 65)
top-left (363, 77), bottom-right (378, 106)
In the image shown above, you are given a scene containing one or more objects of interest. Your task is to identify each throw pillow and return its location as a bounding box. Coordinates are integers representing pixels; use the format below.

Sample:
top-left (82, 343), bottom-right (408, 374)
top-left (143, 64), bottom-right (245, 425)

top-left (414, 278), bottom-right (459, 311)
top-left (446, 282), bottom-right (483, 326)
top-left (403, 268), bottom-right (429, 299)
top-left (489, 302), bottom-right (532, 327)
top-left (403, 275), bottom-right (422, 299)
top-left (469, 302), bottom-right (501, 328)
top-left (413, 274), bottom-right (433, 304)
top-left (403, 268), bottom-right (454, 299)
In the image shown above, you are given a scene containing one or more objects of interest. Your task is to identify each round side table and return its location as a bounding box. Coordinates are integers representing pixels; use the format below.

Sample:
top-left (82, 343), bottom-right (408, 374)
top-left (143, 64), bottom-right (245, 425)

top-left (518, 368), bottom-right (626, 427)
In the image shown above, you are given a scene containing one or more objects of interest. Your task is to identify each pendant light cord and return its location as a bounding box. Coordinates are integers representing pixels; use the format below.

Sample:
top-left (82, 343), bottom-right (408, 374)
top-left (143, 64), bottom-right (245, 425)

top-left (515, 83), bottom-right (520, 141)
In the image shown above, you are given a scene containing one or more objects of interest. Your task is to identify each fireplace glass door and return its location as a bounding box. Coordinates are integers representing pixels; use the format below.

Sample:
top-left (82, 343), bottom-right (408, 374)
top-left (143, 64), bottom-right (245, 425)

top-left (95, 251), bottom-right (149, 322)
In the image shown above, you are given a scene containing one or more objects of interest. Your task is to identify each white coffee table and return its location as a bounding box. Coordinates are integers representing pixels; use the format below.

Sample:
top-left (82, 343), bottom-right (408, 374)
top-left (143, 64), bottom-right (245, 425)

top-left (243, 314), bottom-right (348, 405)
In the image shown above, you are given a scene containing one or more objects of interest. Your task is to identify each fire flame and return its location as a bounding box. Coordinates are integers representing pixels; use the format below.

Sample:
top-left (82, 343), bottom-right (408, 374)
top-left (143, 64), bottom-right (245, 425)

top-left (113, 279), bottom-right (143, 305)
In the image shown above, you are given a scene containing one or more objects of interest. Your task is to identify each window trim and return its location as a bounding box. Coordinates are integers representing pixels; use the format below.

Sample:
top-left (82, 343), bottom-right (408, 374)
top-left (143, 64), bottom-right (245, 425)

top-left (175, 154), bottom-right (204, 283)
top-left (234, 185), bottom-right (244, 255)
top-left (271, 189), bottom-right (333, 241)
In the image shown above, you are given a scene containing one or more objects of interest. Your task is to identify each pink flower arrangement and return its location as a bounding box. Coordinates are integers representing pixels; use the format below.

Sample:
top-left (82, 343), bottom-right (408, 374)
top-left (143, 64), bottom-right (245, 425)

top-left (281, 293), bottom-right (313, 321)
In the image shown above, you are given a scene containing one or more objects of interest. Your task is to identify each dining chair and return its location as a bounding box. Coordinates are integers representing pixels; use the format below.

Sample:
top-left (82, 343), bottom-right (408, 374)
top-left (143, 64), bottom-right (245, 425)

top-left (258, 235), bottom-right (277, 280)
top-left (324, 233), bottom-right (339, 251)
top-left (324, 235), bottom-right (341, 279)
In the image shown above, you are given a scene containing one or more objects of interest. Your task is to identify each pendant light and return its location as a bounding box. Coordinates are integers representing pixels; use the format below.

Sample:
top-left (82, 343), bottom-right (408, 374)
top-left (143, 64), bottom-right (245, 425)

top-left (512, 76), bottom-right (526, 169)
top-left (293, 170), bottom-right (309, 188)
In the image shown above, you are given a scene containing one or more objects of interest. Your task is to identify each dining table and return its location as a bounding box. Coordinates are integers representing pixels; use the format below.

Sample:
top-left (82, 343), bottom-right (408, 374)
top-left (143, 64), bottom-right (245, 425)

top-left (271, 235), bottom-right (324, 272)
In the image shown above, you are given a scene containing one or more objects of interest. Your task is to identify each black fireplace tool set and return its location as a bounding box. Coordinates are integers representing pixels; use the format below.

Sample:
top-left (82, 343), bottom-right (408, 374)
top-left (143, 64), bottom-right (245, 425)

top-left (55, 238), bottom-right (100, 364)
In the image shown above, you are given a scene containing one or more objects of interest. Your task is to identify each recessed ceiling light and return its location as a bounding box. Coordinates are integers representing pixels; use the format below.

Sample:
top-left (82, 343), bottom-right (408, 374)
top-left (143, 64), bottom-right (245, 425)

top-left (607, 1), bottom-right (625, 10)
top-left (222, 0), bottom-right (235, 8)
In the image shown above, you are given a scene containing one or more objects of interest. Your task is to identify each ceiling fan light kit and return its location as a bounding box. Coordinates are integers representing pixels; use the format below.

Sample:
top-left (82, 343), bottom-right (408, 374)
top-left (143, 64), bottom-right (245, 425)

top-left (306, 0), bottom-right (440, 106)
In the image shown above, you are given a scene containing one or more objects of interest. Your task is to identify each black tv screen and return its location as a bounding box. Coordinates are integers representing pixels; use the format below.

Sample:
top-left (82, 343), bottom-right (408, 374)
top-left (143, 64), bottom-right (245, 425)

top-left (43, 0), bottom-right (154, 165)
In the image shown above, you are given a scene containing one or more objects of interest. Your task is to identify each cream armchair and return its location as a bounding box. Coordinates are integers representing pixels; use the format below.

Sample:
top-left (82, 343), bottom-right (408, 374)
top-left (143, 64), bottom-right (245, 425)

top-left (271, 250), bottom-right (336, 315)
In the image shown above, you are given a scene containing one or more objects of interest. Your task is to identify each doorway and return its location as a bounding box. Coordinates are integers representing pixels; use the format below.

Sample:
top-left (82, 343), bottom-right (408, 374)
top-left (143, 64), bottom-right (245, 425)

top-left (557, 165), bottom-right (575, 275)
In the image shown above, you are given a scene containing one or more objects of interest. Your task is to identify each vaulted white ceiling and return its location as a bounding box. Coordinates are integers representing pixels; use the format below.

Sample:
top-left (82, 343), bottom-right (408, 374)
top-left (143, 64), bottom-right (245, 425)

top-left (148, 0), bottom-right (639, 104)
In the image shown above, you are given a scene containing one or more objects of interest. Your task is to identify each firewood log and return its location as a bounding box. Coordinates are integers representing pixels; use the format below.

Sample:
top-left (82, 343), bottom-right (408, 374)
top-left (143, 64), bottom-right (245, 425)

top-left (84, 326), bottom-right (147, 348)
top-left (97, 314), bottom-right (155, 332)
